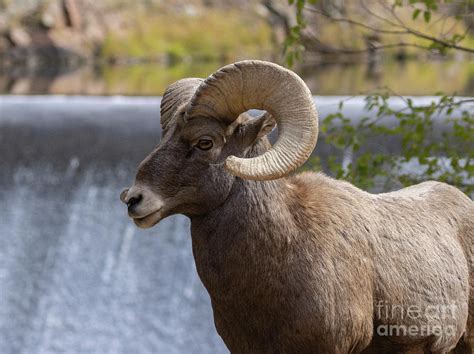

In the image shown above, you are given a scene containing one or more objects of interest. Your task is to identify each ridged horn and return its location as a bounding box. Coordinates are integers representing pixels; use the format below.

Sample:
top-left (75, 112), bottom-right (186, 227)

top-left (185, 60), bottom-right (318, 181)
top-left (160, 78), bottom-right (203, 130)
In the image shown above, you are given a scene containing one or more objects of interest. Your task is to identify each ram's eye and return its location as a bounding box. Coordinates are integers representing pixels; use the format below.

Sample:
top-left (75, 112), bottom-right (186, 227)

top-left (196, 139), bottom-right (213, 151)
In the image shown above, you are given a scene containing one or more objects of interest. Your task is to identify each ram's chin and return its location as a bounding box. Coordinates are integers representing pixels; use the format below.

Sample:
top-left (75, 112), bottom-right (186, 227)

top-left (133, 210), bottom-right (164, 229)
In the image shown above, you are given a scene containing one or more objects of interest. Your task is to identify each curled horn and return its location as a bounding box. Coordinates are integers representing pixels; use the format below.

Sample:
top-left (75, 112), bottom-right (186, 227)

top-left (160, 78), bottom-right (203, 130)
top-left (185, 60), bottom-right (318, 181)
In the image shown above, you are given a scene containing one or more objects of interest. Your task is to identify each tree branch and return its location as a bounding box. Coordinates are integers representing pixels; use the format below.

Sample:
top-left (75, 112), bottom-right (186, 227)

top-left (305, 6), bottom-right (409, 35)
top-left (382, 0), bottom-right (474, 53)
top-left (305, 1), bottom-right (474, 54)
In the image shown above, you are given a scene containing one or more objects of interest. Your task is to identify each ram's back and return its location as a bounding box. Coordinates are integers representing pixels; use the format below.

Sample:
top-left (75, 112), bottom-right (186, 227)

top-left (375, 180), bottom-right (472, 259)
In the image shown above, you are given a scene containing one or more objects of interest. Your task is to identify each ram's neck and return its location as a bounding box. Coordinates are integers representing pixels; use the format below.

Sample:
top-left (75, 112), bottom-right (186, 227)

top-left (190, 175), bottom-right (292, 291)
top-left (192, 137), bottom-right (293, 245)
top-left (191, 169), bottom-right (292, 246)
top-left (189, 139), bottom-right (297, 297)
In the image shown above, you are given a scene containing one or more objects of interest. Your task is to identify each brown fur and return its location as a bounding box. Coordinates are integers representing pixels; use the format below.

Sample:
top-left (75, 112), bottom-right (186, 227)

top-left (122, 111), bottom-right (473, 353)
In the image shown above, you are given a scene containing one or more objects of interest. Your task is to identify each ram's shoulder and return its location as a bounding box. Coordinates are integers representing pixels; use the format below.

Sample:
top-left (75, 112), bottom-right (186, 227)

top-left (290, 171), bottom-right (366, 192)
top-left (285, 172), bottom-right (370, 208)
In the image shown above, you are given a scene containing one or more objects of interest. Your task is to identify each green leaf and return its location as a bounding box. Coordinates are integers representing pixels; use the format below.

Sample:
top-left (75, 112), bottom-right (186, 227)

top-left (286, 52), bottom-right (294, 67)
top-left (423, 11), bottom-right (431, 23)
top-left (412, 8), bottom-right (421, 20)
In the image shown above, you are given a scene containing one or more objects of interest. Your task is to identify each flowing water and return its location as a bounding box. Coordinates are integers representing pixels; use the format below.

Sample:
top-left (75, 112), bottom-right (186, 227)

top-left (0, 96), bottom-right (228, 353)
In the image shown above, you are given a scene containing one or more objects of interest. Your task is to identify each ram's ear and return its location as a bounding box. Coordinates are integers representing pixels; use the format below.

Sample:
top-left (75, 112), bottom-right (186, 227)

top-left (255, 112), bottom-right (277, 139)
top-left (244, 112), bottom-right (276, 144)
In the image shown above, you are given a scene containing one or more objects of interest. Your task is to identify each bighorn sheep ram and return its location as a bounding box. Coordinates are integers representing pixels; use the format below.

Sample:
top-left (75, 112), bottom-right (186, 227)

top-left (121, 60), bottom-right (473, 353)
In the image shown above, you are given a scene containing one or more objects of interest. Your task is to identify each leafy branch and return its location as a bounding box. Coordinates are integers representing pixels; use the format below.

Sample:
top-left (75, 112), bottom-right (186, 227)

top-left (284, 0), bottom-right (474, 64)
top-left (305, 3), bottom-right (474, 53)
top-left (287, 0), bottom-right (473, 196)
top-left (309, 93), bottom-right (474, 195)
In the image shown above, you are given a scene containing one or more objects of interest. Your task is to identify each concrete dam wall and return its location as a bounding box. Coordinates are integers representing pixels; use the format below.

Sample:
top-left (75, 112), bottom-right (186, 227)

top-left (0, 96), bottom-right (227, 354)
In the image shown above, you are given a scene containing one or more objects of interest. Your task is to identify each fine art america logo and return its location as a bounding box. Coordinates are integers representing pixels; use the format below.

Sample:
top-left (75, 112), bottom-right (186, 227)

top-left (375, 301), bottom-right (464, 337)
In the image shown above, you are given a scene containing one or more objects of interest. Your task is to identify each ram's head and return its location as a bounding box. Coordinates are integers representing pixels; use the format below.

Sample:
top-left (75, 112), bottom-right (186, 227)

top-left (120, 60), bottom-right (318, 228)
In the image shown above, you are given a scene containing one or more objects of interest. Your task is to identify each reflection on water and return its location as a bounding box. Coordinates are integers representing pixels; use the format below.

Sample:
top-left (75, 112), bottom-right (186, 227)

top-left (1, 59), bottom-right (473, 96)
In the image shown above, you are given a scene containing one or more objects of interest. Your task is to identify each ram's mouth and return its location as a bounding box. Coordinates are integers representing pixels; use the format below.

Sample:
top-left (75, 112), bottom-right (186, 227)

top-left (133, 208), bottom-right (163, 229)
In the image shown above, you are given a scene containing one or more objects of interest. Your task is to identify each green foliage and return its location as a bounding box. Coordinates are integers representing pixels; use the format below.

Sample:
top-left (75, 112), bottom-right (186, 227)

top-left (396, 0), bottom-right (438, 19)
top-left (284, 0), bottom-right (318, 67)
top-left (398, 0), bottom-right (439, 23)
top-left (308, 94), bottom-right (474, 195)
top-left (288, 0), bottom-right (473, 195)
top-left (100, 9), bottom-right (272, 63)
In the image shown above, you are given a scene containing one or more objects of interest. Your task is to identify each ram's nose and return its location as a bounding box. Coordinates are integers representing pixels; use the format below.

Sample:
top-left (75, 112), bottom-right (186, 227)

top-left (121, 188), bottom-right (144, 215)
top-left (120, 188), bottom-right (129, 204)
